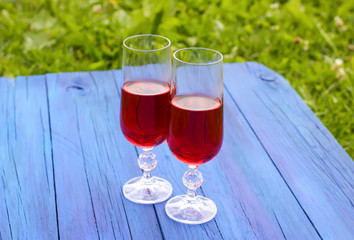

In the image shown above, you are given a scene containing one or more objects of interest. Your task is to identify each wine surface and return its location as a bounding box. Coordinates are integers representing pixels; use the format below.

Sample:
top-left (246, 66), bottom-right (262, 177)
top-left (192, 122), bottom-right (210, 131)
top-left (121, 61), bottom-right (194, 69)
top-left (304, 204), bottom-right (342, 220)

top-left (120, 80), bottom-right (170, 147)
top-left (167, 95), bottom-right (223, 165)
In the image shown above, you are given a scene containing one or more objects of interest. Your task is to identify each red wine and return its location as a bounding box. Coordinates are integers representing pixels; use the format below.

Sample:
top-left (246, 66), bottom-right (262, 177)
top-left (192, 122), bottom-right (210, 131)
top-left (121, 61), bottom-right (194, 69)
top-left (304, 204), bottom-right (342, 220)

top-left (120, 80), bottom-right (170, 147)
top-left (167, 95), bottom-right (223, 165)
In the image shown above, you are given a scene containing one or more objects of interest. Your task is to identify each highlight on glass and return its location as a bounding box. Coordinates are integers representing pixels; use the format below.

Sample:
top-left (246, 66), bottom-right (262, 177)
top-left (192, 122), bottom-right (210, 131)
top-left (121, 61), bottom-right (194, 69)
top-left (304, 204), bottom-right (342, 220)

top-left (165, 47), bottom-right (223, 224)
top-left (120, 34), bottom-right (173, 204)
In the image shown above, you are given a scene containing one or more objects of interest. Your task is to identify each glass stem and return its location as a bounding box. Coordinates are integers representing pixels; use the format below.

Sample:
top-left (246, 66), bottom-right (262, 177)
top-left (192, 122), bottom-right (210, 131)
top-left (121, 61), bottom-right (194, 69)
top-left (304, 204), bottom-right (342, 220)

top-left (186, 189), bottom-right (198, 203)
top-left (138, 147), bottom-right (157, 183)
top-left (143, 171), bottom-right (152, 180)
top-left (183, 165), bottom-right (203, 203)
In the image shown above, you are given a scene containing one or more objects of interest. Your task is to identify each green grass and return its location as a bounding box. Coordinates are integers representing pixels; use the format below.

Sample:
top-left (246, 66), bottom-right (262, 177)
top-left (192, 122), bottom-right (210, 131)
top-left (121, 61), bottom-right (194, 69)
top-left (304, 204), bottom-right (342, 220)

top-left (0, 0), bottom-right (353, 157)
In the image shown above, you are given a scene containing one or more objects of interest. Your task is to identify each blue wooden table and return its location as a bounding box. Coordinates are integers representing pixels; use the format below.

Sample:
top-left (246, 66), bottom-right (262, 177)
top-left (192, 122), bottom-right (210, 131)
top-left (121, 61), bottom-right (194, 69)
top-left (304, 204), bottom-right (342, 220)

top-left (0, 62), bottom-right (353, 240)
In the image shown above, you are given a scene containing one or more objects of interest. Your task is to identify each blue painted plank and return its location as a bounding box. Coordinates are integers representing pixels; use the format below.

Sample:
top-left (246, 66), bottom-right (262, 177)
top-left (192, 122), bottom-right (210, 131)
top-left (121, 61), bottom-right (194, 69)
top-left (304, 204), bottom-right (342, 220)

top-left (0, 75), bottom-right (58, 239)
top-left (89, 70), bottom-right (163, 239)
top-left (224, 62), bottom-right (354, 239)
top-left (0, 76), bottom-right (12, 240)
top-left (46, 71), bottom-right (162, 239)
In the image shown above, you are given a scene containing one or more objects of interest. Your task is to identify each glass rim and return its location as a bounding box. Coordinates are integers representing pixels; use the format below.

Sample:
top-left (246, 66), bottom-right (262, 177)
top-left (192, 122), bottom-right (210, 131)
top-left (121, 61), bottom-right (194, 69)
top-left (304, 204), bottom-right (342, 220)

top-left (173, 47), bottom-right (223, 66)
top-left (123, 34), bottom-right (171, 52)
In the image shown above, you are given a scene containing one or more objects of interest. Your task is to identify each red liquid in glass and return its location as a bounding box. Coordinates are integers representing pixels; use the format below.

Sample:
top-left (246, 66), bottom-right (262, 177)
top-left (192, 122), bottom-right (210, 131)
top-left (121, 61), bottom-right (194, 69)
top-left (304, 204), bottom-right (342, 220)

top-left (167, 95), bottom-right (223, 165)
top-left (120, 80), bottom-right (170, 148)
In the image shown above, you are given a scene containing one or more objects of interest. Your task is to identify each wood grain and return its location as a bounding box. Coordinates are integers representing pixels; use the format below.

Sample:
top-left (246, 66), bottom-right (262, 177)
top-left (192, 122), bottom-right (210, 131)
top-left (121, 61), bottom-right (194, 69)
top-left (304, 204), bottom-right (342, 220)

top-left (0, 75), bottom-right (58, 239)
top-left (0, 76), bottom-right (12, 240)
top-left (0, 63), bottom-right (352, 239)
top-left (224, 62), bottom-right (354, 239)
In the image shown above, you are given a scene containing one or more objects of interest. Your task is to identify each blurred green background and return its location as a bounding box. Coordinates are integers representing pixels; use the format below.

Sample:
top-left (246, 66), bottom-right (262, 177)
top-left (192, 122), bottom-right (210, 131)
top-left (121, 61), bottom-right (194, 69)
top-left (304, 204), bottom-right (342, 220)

top-left (0, 0), bottom-right (353, 157)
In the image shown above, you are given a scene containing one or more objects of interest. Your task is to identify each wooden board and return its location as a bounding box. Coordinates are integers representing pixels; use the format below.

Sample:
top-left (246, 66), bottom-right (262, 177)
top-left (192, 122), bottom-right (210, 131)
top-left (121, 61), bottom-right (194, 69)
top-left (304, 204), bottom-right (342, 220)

top-left (223, 62), bottom-right (354, 239)
top-left (0, 76), bottom-right (58, 239)
top-left (0, 63), bottom-right (353, 239)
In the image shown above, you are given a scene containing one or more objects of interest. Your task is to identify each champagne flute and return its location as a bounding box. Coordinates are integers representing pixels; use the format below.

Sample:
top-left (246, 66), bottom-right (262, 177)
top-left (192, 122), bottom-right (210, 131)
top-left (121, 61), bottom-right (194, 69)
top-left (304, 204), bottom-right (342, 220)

top-left (165, 47), bottom-right (223, 224)
top-left (121, 34), bottom-right (173, 204)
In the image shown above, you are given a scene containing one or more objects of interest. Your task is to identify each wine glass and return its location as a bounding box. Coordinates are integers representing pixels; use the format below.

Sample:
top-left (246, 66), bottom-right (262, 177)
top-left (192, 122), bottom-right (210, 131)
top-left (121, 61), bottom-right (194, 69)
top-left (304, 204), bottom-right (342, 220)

top-left (121, 34), bottom-right (173, 204)
top-left (165, 47), bottom-right (223, 224)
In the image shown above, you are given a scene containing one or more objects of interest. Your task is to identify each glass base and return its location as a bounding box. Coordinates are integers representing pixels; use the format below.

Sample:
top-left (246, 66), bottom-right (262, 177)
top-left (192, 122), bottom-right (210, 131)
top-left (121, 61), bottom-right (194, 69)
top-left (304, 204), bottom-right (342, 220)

top-left (123, 176), bottom-right (173, 204)
top-left (165, 195), bottom-right (217, 224)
